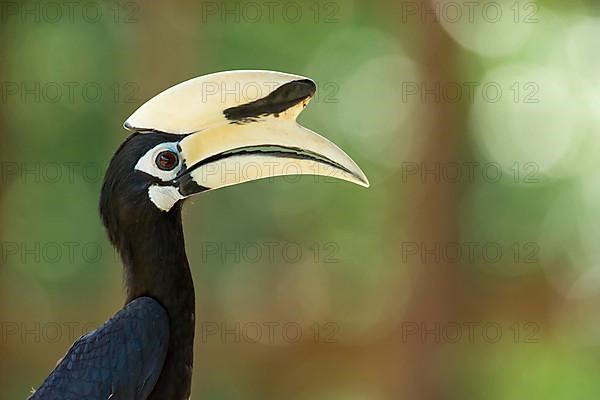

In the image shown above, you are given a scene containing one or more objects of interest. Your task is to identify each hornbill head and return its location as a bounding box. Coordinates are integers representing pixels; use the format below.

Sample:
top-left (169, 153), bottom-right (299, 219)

top-left (100, 71), bottom-right (369, 239)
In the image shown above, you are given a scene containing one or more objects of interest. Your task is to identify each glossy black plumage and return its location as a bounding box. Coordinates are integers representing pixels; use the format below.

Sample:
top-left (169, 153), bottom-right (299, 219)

top-left (32, 132), bottom-right (196, 399)
top-left (29, 72), bottom-right (366, 399)
top-left (29, 297), bottom-right (169, 400)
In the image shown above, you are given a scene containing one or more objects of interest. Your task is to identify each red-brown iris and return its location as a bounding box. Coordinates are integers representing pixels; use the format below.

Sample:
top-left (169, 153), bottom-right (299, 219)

top-left (156, 150), bottom-right (179, 171)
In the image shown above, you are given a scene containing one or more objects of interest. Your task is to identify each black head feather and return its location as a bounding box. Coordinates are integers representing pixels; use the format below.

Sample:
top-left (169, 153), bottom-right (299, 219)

top-left (98, 131), bottom-right (196, 399)
top-left (99, 132), bottom-right (184, 249)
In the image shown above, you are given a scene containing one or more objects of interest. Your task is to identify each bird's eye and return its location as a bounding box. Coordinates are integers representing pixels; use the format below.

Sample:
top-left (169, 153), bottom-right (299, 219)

top-left (155, 150), bottom-right (179, 171)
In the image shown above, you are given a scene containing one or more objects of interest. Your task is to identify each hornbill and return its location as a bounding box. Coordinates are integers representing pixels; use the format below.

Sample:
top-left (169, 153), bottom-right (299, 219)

top-left (29, 70), bottom-right (369, 400)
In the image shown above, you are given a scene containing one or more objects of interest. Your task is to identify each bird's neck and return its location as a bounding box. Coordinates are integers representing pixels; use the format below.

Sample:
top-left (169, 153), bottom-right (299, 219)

top-left (116, 206), bottom-right (195, 399)
top-left (121, 208), bottom-right (194, 307)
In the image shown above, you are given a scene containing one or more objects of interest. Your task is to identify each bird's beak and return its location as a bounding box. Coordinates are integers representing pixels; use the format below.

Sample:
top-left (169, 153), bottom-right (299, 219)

top-left (124, 70), bottom-right (369, 196)
top-left (173, 115), bottom-right (369, 195)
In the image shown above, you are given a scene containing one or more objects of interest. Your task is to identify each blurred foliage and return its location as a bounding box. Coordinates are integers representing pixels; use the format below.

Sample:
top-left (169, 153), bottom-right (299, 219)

top-left (1, 0), bottom-right (600, 398)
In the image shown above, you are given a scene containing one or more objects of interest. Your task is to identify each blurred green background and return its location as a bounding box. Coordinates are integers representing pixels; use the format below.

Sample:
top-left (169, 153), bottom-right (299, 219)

top-left (2, 0), bottom-right (600, 398)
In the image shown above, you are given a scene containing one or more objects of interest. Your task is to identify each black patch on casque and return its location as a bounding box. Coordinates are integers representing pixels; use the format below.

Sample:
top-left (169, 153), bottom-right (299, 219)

top-left (223, 79), bottom-right (316, 123)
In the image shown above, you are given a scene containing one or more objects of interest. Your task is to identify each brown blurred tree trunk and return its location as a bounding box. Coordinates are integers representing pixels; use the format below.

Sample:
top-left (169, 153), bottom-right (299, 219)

top-left (390, 2), bottom-right (467, 399)
top-left (0, 18), bottom-right (7, 389)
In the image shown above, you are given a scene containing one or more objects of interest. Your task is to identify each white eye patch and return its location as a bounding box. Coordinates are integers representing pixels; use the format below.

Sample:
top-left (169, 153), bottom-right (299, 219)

top-left (148, 185), bottom-right (184, 212)
top-left (135, 142), bottom-right (184, 211)
top-left (134, 142), bottom-right (182, 182)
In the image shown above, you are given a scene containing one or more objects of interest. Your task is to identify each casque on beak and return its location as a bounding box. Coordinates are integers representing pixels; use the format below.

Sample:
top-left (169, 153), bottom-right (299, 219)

top-left (124, 70), bottom-right (369, 197)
